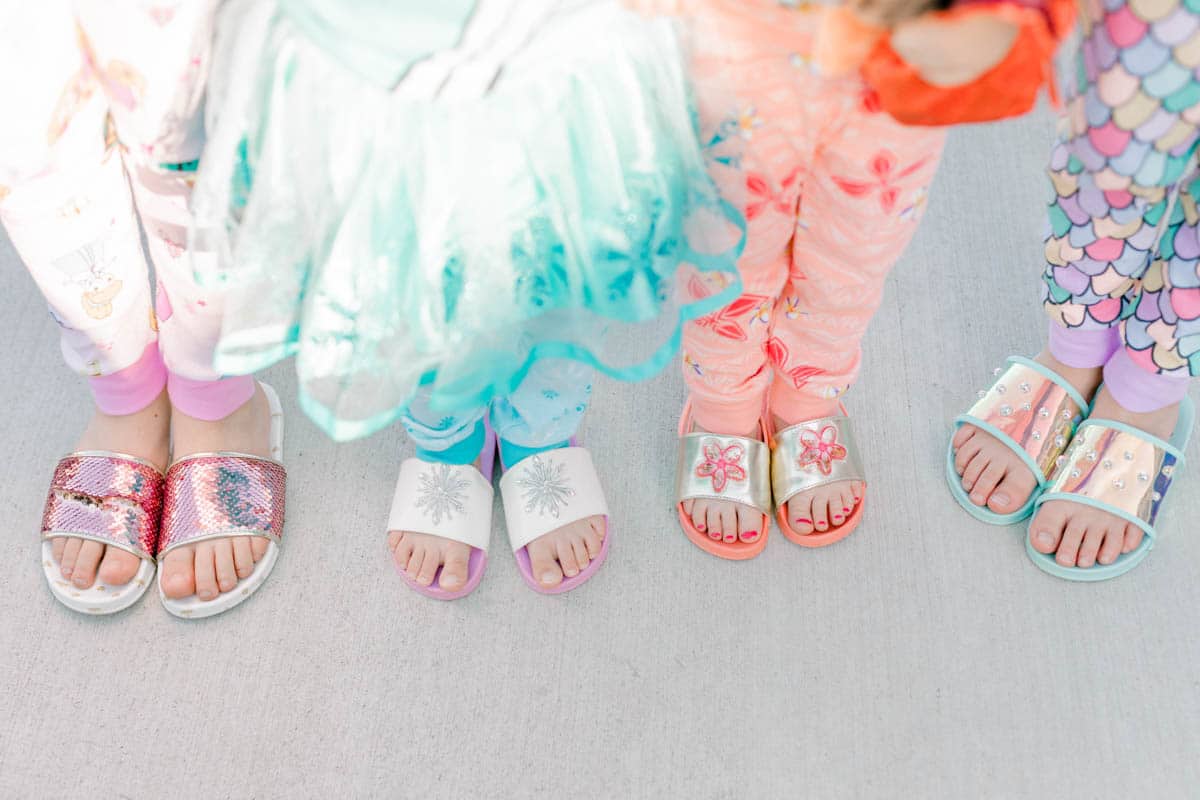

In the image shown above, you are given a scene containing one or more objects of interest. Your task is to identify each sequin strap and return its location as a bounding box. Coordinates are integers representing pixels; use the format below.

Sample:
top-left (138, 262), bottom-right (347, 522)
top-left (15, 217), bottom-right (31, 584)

top-left (957, 356), bottom-right (1087, 487)
top-left (1040, 420), bottom-right (1184, 541)
top-left (158, 453), bottom-right (286, 558)
top-left (675, 433), bottom-right (772, 516)
top-left (771, 414), bottom-right (865, 508)
top-left (41, 452), bottom-right (165, 562)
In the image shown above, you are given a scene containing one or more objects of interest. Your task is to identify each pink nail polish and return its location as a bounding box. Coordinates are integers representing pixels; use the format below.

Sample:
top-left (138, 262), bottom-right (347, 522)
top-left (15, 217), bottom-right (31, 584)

top-left (796, 518), bottom-right (812, 525)
top-left (843, 506), bottom-right (851, 513)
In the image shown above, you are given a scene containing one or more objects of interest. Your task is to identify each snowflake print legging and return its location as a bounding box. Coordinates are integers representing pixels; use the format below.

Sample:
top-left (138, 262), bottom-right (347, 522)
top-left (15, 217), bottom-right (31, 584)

top-left (0, 1), bottom-right (253, 421)
top-left (1044, 0), bottom-right (1200, 413)
top-left (676, 0), bottom-right (946, 434)
top-left (402, 359), bottom-right (594, 465)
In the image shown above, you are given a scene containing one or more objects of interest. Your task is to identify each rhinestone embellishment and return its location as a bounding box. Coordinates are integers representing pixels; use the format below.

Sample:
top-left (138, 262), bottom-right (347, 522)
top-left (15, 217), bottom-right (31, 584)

top-left (1018, 382), bottom-right (1031, 393)
top-left (1102, 459), bottom-right (1113, 470)
top-left (999, 404), bottom-right (1012, 417)
top-left (1112, 478), bottom-right (1125, 490)
top-left (416, 464), bottom-right (469, 525)
top-left (1038, 408), bottom-right (1050, 418)
top-left (518, 456), bottom-right (575, 518)
top-left (1137, 472), bottom-right (1149, 482)
top-left (996, 384), bottom-right (1007, 394)
top-left (1031, 431), bottom-right (1042, 441)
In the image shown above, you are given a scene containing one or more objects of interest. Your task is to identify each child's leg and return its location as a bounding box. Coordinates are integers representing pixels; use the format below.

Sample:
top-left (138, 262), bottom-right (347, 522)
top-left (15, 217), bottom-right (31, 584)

top-left (1031, 170), bottom-right (1200, 568)
top-left (388, 394), bottom-right (491, 591)
top-left (955, 0), bottom-right (1200, 559)
top-left (490, 360), bottom-right (605, 589)
top-left (678, 2), bottom-right (807, 543)
top-left (0, 2), bottom-right (170, 590)
top-left (769, 85), bottom-right (945, 535)
top-left (77, 5), bottom-right (273, 600)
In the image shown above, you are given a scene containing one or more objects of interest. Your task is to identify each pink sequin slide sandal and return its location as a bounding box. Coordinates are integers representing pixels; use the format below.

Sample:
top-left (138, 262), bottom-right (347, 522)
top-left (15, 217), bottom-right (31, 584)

top-left (770, 407), bottom-right (866, 548)
top-left (385, 429), bottom-right (497, 601)
top-left (674, 402), bottom-right (771, 560)
top-left (40, 452), bottom-right (165, 615)
top-left (499, 442), bottom-right (610, 595)
top-left (157, 382), bottom-right (286, 619)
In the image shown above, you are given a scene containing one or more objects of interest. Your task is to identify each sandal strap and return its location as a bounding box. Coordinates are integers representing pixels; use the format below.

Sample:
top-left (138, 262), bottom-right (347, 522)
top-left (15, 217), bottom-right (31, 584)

top-left (1039, 419), bottom-right (1185, 540)
top-left (771, 414), bottom-right (865, 507)
top-left (676, 432), bottom-right (772, 516)
top-left (957, 356), bottom-right (1086, 486)
top-left (387, 458), bottom-right (495, 552)
top-left (158, 452), bottom-right (286, 558)
top-left (500, 447), bottom-right (609, 552)
top-left (41, 452), bottom-right (165, 562)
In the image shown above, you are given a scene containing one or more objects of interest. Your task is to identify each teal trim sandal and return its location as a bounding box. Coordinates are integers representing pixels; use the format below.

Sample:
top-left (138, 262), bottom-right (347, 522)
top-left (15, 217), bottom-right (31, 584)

top-left (946, 356), bottom-right (1089, 525)
top-left (1026, 395), bottom-right (1194, 581)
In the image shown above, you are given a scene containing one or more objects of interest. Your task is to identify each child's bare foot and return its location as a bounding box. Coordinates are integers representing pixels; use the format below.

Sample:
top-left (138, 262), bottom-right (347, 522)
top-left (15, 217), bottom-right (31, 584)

top-left (681, 421), bottom-right (766, 544)
top-left (1028, 387), bottom-right (1178, 568)
top-left (159, 385), bottom-right (273, 601)
top-left (952, 350), bottom-right (1102, 516)
top-left (773, 406), bottom-right (865, 536)
top-left (51, 391), bottom-right (171, 590)
top-left (525, 515), bottom-right (606, 589)
top-left (388, 456), bottom-right (484, 592)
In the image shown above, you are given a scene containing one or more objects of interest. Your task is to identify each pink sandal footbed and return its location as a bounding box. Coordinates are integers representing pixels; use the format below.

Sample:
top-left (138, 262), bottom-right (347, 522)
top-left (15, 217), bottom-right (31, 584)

top-left (675, 402), bottom-right (771, 560)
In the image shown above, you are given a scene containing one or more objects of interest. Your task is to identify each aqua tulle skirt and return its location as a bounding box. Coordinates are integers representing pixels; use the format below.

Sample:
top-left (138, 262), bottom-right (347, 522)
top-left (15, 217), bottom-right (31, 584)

top-left (192, 0), bottom-right (744, 441)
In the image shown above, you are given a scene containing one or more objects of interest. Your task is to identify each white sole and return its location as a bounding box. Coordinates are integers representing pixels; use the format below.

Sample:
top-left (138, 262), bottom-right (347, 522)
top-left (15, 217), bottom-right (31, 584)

top-left (159, 381), bottom-right (285, 620)
top-left (42, 540), bottom-right (155, 615)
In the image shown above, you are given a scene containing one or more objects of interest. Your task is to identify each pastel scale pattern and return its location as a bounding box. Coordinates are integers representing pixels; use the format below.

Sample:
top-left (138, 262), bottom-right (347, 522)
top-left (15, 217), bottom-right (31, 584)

top-left (158, 455), bottom-right (286, 555)
top-left (1043, 0), bottom-right (1200, 377)
top-left (40, 454), bottom-right (165, 559)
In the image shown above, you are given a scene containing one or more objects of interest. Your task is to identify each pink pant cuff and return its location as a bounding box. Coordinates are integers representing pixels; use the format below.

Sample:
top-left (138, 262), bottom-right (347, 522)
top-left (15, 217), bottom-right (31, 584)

top-left (1102, 348), bottom-right (1191, 414)
top-left (89, 343), bottom-right (168, 415)
top-left (167, 374), bottom-right (256, 421)
top-left (769, 379), bottom-right (843, 423)
top-left (688, 392), bottom-right (765, 435)
top-left (1047, 322), bottom-right (1121, 369)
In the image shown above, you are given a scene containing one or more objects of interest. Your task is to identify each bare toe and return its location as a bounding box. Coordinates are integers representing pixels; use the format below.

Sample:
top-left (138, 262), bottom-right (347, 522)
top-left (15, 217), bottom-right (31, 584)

top-left (213, 539), bottom-right (239, 593)
top-left (968, 461), bottom-right (1005, 507)
top-left (439, 542), bottom-right (471, 590)
top-left (1055, 519), bottom-right (1087, 567)
top-left (161, 547), bottom-right (197, 599)
top-left (1097, 525), bottom-right (1124, 565)
top-left (96, 547), bottom-right (140, 586)
top-left (528, 537), bottom-right (563, 588)
top-left (987, 470), bottom-right (1035, 514)
top-left (736, 505), bottom-right (761, 542)
top-left (787, 496), bottom-right (814, 534)
top-left (952, 424), bottom-right (977, 450)
top-left (1076, 524), bottom-right (1106, 569)
top-left (59, 537), bottom-right (82, 579)
top-left (71, 540), bottom-right (104, 589)
top-left (1029, 503), bottom-right (1068, 555)
top-left (555, 536), bottom-right (581, 578)
top-left (250, 536), bottom-right (269, 561)
top-left (193, 543), bottom-right (219, 600)
top-left (1122, 523), bottom-right (1144, 554)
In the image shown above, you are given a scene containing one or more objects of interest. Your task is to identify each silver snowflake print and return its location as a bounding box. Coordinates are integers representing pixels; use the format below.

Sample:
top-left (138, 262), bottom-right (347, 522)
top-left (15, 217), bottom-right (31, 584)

top-left (416, 464), bottom-right (469, 525)
top-left (517, 456), bottom-right (575, 518)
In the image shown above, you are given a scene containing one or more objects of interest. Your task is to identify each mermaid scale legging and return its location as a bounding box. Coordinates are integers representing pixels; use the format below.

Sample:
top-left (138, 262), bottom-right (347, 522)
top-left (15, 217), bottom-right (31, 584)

top-left (0, 2), bottom-right (253, 421)
top-left (1044, 0), bottom-right (1200, 412)
top-left (674, 0), bottom-right (946, 433)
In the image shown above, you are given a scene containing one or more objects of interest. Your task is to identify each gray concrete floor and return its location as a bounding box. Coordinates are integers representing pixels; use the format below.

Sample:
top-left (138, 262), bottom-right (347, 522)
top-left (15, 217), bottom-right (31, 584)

top-left (1, 110), bottom-right (1198, 799)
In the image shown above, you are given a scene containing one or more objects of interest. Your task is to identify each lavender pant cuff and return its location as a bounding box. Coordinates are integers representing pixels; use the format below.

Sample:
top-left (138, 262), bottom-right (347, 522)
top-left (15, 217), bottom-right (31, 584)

top-left (1103, 349), bottom-right (1191, 413)
top-left (1047, 322), bottom-right (1121, 369)
top-left (168, 373), bottom-right (256, 421)
top-left (89, 342), bottom-right (167, 415)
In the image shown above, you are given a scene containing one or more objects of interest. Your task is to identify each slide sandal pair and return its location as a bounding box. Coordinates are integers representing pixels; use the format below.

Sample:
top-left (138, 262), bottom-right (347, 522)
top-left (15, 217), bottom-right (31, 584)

top-left (948, 356), bottom-right (1193, 581)
top-left (675, 401), bottom-right (867, 559)
top-left (387, 427), bottom-right (610, 599)
top-left (40, 383), bottom-right (287, 617)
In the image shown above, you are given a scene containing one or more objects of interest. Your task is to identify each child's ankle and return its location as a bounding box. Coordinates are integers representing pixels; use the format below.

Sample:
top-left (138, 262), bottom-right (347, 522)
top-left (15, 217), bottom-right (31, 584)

top-left (498, 438), bottom-right (569, 467)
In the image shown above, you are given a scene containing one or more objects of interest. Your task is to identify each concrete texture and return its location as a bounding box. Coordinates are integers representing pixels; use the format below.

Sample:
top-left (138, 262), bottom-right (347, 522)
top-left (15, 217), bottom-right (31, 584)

top-left (1, 109), bottom-right (1198, 799)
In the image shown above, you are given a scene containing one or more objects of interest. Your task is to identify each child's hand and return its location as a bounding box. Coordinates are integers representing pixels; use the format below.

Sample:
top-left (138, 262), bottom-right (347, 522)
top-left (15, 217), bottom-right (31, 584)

top-left (889, 12), bottom-right (1019, 86)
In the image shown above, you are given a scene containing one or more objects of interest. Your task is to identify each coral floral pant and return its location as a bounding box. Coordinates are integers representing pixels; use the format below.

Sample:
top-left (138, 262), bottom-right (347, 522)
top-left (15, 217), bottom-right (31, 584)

top-left (675, 0), bottom-right (946, 433)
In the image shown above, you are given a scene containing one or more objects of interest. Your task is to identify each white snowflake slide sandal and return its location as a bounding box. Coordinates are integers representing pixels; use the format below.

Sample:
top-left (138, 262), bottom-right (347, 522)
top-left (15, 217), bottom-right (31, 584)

top-left (499, 445), bottom-right (610, 595)
top-left (386, 431), bottom-right (497, 600)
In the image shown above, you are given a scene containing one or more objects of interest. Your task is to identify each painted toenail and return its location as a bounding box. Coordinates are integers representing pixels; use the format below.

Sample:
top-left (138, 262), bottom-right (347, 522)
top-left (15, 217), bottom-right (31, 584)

top-left (796, 518), bottom-right (812, 526)
top-left (709, 531), bottom-right (721, 540)
top-left (697, 524), bottom-right (705, 531)
top-left (842, 507), bottom-right (851, 513)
